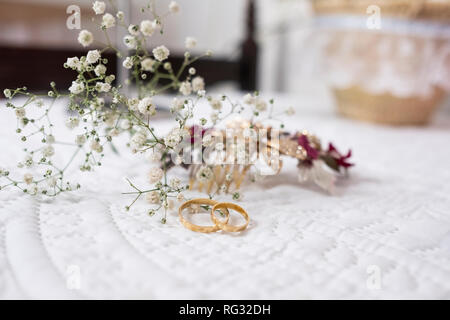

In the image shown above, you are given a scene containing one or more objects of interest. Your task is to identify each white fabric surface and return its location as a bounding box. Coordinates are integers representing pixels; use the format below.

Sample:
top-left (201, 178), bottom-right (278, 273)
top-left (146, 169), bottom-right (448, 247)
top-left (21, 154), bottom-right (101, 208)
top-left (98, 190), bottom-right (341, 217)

top-left (1, 93), bottom-right (450, 299)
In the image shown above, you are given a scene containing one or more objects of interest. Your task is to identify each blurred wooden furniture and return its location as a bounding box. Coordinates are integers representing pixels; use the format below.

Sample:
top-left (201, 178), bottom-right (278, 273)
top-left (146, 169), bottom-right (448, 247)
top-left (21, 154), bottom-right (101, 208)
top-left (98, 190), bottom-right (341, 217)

top-left (0, 0), bottom-right (258, 93)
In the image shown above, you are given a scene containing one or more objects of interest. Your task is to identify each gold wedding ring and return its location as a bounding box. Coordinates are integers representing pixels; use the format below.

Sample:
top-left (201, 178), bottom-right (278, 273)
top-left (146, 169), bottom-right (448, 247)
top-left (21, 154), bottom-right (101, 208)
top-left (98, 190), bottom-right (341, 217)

top-left (178, 198), bottom-right (229, 233)
top-left (211, 202), bottom-right (249, 233)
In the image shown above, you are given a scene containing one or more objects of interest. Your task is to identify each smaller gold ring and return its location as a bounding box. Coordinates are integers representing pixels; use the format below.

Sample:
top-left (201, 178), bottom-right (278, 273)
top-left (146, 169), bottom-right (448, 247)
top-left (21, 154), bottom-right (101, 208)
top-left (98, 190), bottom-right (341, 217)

top-left (179, 198), bottom-right (229, 233)
top-left (211, 202), bottom-right (249, 232)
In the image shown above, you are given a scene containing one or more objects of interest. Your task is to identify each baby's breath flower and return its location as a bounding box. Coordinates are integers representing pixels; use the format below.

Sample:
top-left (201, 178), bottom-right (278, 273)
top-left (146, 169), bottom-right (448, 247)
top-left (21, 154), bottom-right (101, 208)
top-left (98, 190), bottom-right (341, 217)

top-left (141, 58), bottom-right (155, 72)
top-left (128, 24), bottom-right (139, 36)
top-left (123, 35), bottom-right (137, 49)
top-left (169, 1), bottom-right (180, 13)
top-left (146, 191), bottom-right (160, 204)
top-left (24, 155), bottom-right (33, 167)
top-left (196, 166), bottom-right (213, 182)
top-left (92, 1), bottom-right (106, 15)
top-left (28, 184), bottom-right (38, 195)
top-left (127, 98), bottom-right (139, 111)
top-left (35, 98), bottom-right (44, 108)
top-left (153, 45), bottom-right (170, 62)
top-left (209, 98), bottom-right (222, 110)
top-left (94, 64), bottom-right (107, 76)
top-left (47, 176), bottom-right (58, 188)
top-left (192, 76), bottom-right (204, 92)
top-left (15, 108), bottom-right (26, 119)
top-left (102, 13), bottom-right (115, 29)
top-left (255, 98), bottom-right (267, 112)
top-left (185, 37), bottom-right (197, 49)
top-left (202, 134), bottom-right (213, 147)
top-left (69, 81), bottom-right (85, 95)
top-left (169, 177), bottom-right (181, 189)
top-left (137, 97), bottom-right (156, 115)
top-left (65, 57), bottom-right (81, 70)
top-left (147, 149), bottom-right (161, 162)
top-left (90, 97), bottom-right (105, 110)
top-left (23, 173), bottom-right (33, 185)
top-left (75, 134), bottom-right (86, 146)
top-left (109, 128), bottom-right (119, 136)
top-left (179, 81), bottom-right (192, 96)
top-left (286, 106), bottom-right (295, 115)
top-left (3, 89), bottom-right (11, 99)
top-left (243, 93), bottom-right (255, 105)
top-left (90, 140), bottom-right (103, 153)
top-left (105, 74), bottom-right (115, 84)
top-left (42, 145), bottom-right (55, 157)
top-left (210, 112), bottom-right (219, 124)
top-left (164, 127), bottom-right (183, 148)
top-left (86, 50), bottom-right (101, 64)
top-left (232, 192), bottom-right (242, 201)
top-left (170, 98), bottom-right (184, 113)
top-left (122, 56), bottom-right (133, 69)
top-left (78, 30), bottom-right (94, 47)
top-left (130, 131), bottom-right (147, 149)
top-left (189, 67), bottom-right (196, 75)
top-left (116, 11), bottom-right (124, 20)
top-left (66, 117), bottom-right (80, 129)
top-left (95, 82), bottom-right (111, 92)
top-left (140, 20), bottom-right (156, 37)
top-left (46, 134), bottom-right (55, 144)
top-left (148, 167), bottom-right (164, 183)
top-left (176, 193), bottom-right (184, 202)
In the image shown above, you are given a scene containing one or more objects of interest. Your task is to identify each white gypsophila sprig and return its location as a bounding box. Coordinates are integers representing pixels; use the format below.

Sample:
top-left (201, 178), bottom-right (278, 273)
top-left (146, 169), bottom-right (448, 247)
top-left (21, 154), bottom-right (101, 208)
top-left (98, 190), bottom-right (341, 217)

top-left (78, 30), bottom-right (93, 47)
top-left (1, 0), bottom-right (286, 224)
top-left (92, 1), bottom-right (106, 15)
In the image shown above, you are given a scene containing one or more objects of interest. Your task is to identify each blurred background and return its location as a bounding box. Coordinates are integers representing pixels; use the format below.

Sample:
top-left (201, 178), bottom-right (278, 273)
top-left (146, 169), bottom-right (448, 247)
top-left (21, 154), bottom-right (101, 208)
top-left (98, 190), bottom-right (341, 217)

top-left (1, 0), bottom-right (450, 125)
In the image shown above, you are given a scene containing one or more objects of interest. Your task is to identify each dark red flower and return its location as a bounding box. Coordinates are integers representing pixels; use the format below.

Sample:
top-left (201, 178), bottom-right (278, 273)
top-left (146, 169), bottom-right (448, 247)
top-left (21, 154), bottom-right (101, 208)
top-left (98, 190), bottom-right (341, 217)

top-left (327, 143), bottom-right (353, 169)
top-left (298, 134), bottom-right (319, 159)
top-left (189, 125), bottom-right (207, 144)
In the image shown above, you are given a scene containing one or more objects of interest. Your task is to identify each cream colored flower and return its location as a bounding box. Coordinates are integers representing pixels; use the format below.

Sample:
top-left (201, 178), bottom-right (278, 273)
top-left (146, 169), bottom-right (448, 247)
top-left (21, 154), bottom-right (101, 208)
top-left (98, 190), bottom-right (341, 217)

top-left (140, 20), bottom-right (156, 36)
top-left (146, 191), bottom-right (161, 204)
top-left (86, 50), bottom-right (101, 64)
top-left (141, 58), bottom-right (155, 71)
top-left (92, 1), bottom-right (106, 15)
top-left (153, 45), bottom-right (170, 62)
top-left (209, 98), bottom-right (222, 110)
top-left (23, 173), bottom-right (33, 185)
top-left (78, 30), bottom-right (93, 47)
top-left (196, 166), bottom-right (213, 182)
top-left (169, 1), bottom-right (180, 13)
top-left (192, 76), bottom-right (204, 92)
top-left (138, 97), bottom-right (156, 115)
top-left (102, 13), bottom-right (115, 29)
top-left (179, 81), bottom-right (192, 96)
top-left (148, 167), bottom-right (163, 183)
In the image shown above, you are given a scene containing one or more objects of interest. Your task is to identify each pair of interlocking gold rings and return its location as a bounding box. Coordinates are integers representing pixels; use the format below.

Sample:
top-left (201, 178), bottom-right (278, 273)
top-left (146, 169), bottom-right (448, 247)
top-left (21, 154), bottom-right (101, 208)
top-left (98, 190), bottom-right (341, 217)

top-left (178, 198), bottom-right (249, 233)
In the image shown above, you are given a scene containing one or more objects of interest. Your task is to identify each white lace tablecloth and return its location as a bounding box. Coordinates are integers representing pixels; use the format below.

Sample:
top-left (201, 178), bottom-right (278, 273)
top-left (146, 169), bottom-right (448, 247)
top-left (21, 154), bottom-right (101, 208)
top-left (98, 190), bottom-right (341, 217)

top-left (1, 93), bottom-right (450, 299)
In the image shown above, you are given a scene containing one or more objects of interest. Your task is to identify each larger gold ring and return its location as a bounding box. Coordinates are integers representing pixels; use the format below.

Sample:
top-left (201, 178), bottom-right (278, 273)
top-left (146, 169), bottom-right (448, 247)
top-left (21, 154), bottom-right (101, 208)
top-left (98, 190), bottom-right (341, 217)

top-left (179, 198), bottom-right (229, 233)
top-left (210, 202), bottom-right (249, 232)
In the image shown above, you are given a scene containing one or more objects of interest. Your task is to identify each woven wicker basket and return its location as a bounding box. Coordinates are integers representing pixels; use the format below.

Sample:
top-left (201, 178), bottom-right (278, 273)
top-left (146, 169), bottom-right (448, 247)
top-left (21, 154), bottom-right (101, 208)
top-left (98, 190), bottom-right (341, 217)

top-left (313, 0), bottom-right (450, 125)
top-left (334, 86), bottom-right (445, 125)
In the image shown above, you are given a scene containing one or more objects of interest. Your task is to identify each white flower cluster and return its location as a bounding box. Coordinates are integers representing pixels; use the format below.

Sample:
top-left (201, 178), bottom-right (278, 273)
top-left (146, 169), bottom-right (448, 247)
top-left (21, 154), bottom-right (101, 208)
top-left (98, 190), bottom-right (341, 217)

top-left (243, 93), bottom-right (268, 112)
top-left (1, 0), bottom-right (289, 222)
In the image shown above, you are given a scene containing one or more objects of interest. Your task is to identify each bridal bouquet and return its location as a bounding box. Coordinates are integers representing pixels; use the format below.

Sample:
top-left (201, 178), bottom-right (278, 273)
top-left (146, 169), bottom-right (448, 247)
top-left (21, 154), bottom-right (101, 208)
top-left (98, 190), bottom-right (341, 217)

top-left (1, 1), bottom-right (352, 223)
